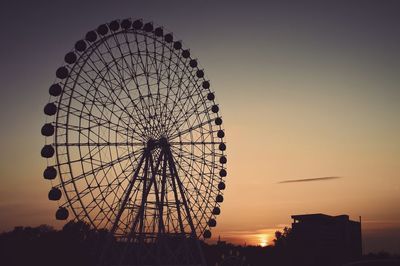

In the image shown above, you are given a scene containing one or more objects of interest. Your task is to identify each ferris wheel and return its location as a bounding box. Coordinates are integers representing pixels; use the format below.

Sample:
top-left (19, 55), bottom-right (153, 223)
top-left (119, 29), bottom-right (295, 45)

top-left (41, 18), bottom-right (227, 265)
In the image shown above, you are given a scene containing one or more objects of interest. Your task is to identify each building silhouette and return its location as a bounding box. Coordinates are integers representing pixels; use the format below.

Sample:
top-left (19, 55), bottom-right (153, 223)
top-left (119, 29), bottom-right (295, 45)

top-left (290, 213), bottom-right (362, 265)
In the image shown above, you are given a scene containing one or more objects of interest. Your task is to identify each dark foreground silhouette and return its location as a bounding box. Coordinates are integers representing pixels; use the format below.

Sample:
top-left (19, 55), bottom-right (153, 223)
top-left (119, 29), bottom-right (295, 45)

top-left (0, 222), bottom-right (399, 266)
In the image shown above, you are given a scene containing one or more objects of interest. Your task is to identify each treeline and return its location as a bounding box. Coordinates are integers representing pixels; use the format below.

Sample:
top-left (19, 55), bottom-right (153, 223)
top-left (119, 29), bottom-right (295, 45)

top-left (0, 221), bottom-right (108, 266)
top-left (0, 222), bottom-right (398, 266)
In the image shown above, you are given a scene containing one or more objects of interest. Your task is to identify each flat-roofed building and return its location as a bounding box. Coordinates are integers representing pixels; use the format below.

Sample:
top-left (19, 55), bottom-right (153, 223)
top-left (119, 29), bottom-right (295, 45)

top-left (290, 213), bottom-right (362, 265)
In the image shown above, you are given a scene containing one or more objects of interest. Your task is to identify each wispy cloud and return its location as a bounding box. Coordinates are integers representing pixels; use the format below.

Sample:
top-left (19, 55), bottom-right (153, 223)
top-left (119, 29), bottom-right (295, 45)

top-left (278, 176), bottom-right (342, 184)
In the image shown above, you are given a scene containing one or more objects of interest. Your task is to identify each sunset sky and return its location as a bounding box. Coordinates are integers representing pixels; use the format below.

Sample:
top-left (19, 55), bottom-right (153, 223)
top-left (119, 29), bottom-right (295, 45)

top-left (0, 0), bottom-right (399, 253)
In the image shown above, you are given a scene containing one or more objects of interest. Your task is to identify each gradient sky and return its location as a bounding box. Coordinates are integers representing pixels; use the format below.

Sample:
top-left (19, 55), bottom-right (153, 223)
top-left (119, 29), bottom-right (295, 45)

top-left (0, 0), bottom-right (399, 253)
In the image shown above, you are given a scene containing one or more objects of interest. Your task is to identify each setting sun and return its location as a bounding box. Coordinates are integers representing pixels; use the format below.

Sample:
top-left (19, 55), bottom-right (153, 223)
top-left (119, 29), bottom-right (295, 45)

top-left (258, 234), bottom-right (269, 247)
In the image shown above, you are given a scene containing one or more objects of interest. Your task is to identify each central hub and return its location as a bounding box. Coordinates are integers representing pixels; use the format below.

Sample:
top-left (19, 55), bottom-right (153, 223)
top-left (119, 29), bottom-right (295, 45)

top-left (146, 137), bottom-right (169, 150)
top-left (158, 136), bottom-right (168, 147)
top-left (146, 139), bottom-right (157, 150)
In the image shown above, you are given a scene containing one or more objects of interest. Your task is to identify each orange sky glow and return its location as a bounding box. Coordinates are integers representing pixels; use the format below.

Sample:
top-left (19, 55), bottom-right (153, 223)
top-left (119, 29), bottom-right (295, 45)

top-left (0, 0), bottom-right (399, 254)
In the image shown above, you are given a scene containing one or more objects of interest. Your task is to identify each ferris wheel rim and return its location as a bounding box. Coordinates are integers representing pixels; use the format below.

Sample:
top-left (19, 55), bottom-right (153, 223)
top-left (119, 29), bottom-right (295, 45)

top-left (42, 18), bottom-right (227, 241)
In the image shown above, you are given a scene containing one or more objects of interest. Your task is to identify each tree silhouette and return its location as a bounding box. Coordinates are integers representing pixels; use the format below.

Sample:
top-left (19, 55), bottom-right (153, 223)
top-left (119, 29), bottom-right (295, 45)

top-left (273, 227), bottom-right (292, 248)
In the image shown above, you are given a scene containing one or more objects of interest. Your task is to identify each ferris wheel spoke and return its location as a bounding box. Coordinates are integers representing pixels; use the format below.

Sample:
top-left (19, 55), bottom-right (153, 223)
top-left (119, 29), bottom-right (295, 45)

top-left (89, 144), bottom-right (140, 193)
top-left (150, 38), bottom-right (167, 138)
top-left (169, 141), bottom-right (218, 146)
top-left (112, 46), bottom-right (155, 134)
top-left (166, 147), bottom-right (204, 240)
top-left (82, 156), bottom-right (134, 229)
top-left (109, 147), bottom-right (150, 235)
top-left (94, 36), bottom-right (152, 137)
top-left (170, 154), bottom-right (215, 231)
top-left (98, 159), bottom-right (140, 227)
top-left (57, 121), bottom-right (127, 146)
top-left (166, 93), bottom-right (210, 138)
top-left (129, 33), bottom-right (159, 132)
top-left (170, 146), bottom-right (217, 168)
top-left (166, 152), bottom-right (187, 233)
top-left (119, 154), bottom-right (162, 243)
top-left (59, 149), bottom-right (141, 186)
top-left (168, 118), bottom-right (214, 140)
top-left (170, 150), bottom-right (217, 188)
top-left (79, 183), bottom-right (119, 223)
top-left (123, 149), bottom-right (164, 246)
top-left (74, 43), bottom-right (149, 139)
top-left (162, 64), bottom-right (209, 133)
top-left (164, 86), bottom-right (198, 133)
top-left (170, 146), bottom-right (216, 187)
top-left (63, 155), bottom-right (134, 197)
top-left (57, 120), bottom-right (125, 134)
top-left (170, 118), bottom-right (211, 143)
top-left (157, 41), bottom-right (181, 133)
top-left (55, 142), bottom-right (145, 147)
top-left (59, 81), bottom-right (139, 138)
top-left (162, 75), bottom-right (194, 134)
top-left (162, 60), bottom-right (202, 133)
top-left (60, 146), bottom-right (135, 226)
top-left (75, 60), bottom-right (148, 138)
top-left (120, 32), bottom-right (158, 126)
top-left (57, 119), bottom-right (135, 147)
top-left (144, 46), bottom-right (169, 138)
top-left (165, 97), bottom-right (200, 137)
top-left (141, 58), bottom-right (169, 138)
top-left (156, 155), bottom-right (182, 235)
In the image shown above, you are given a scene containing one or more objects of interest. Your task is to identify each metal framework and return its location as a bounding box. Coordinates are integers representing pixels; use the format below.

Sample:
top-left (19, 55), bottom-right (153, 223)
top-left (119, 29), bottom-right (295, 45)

top-left (41, 18), bottom-right (227, 266)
